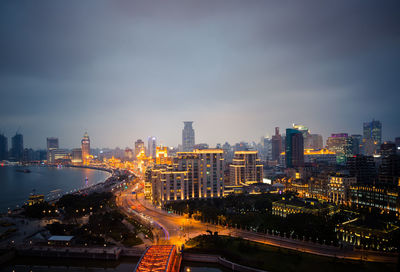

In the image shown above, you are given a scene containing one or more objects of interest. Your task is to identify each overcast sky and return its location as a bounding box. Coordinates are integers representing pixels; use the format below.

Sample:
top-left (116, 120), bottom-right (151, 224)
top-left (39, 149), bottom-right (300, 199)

top-left (0, 0), bottom-right (399, 149)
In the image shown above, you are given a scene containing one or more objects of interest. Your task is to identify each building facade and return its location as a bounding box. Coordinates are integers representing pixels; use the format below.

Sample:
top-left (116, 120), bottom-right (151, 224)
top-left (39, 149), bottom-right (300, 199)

top-left (81, 132), bottom-right (90, 163)
top-left (0, 134), bottom-right (8, 160)
top-left (46, 137), bottom-right (59, 163)
top-left (182, 121), bottom-right (195, 152)
top-left (10, 133), bottom-right (23, 162)
top-left (285, 128), bottom-right (304, 168)
top-left (229, 151), bottom-right (263, 185)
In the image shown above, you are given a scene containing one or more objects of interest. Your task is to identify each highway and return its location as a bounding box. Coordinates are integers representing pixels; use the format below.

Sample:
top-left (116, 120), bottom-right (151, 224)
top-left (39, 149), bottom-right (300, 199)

top-left (116, 183), bottom-right (398, 264)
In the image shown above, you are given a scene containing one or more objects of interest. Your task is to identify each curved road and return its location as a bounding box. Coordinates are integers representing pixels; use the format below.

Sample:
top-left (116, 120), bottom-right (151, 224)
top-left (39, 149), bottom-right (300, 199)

top-left (117, 184), bottom-right (398, 264)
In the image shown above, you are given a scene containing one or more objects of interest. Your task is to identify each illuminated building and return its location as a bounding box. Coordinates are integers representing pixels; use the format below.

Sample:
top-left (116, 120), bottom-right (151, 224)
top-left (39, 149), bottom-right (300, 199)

top-left (349, 185), bottom-right (399, 213)
top-left (46, 137), bottom-right (59, 163)
top-left (285, 128), bottom-right (304, 168)
top-left (134, 139), bottom-right (145, 158)
top-left (150, 149), bottom-right (224, 204)
top-left (50, 149), bottom-right (70, 164)
top-left (28, 194), bottom-right (44, 206)
top-left (147, 136), bottom-right (156, 158)
top-left (0, 133), bottom-right (8, 160)
top-left (272, 197), bottom-right (332, 217)
top-left (10, 133), bottom-right (23, 162)
top-left (155, 146), bottom-right (170, 165)
top-left (326, 133), bottom-right (353, 164)
top-left (229, 151), bottom-right (263, 185)
top-left (182, 121), bottom-right (195, 152)
top-left (363, 119), bottom-right (382, 154)
top-left (81, 132), bottom-right (90, 164)
top-left (71, 148), bottom-right (82, 164)
top-left (271, 127), bottom-right (282, 161)
top-left (328, 174), bottom-right (356, 205)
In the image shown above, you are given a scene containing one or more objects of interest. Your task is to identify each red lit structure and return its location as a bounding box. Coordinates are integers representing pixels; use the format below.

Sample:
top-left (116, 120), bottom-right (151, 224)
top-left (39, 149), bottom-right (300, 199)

top-left (135, 245), bottom-right (179, 272)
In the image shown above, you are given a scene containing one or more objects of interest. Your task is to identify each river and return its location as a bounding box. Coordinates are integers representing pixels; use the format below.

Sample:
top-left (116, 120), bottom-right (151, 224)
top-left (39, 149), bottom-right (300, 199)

top-left (0, 165), bottom-right (111, 213)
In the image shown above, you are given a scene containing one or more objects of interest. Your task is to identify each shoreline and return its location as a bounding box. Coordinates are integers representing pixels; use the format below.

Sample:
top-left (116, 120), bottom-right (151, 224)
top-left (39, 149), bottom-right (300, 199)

top-left (0, 165), bottom-right (113, 215)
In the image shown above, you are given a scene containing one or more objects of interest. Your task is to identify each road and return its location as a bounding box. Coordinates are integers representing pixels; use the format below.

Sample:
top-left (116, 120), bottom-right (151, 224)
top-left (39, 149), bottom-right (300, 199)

top-left (116, 184), bottom-right (398, 264)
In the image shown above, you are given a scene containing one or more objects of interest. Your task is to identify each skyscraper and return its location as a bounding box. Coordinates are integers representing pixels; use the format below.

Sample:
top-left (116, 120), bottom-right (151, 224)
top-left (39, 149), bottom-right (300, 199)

top-left (46, 137), bottom-right (59, 163)
top-left (182, 121), bottom-right (195, 152)
top-left (134, 139), bottom-right (145, 158)
top-left (271, 127), bottom-right (282, 161)
top-left (0, 134), bottom-right (7, 160)
top-left (285, 128), bottom-right (304, 168)
top-left (147, 136), bottom-right (157, 158)
top-left (11, 133), bottom-right (23, 162)
top-left (363, 119), bottom-right (382, 155)
top-left (81, 132), bottom-right (90, 163)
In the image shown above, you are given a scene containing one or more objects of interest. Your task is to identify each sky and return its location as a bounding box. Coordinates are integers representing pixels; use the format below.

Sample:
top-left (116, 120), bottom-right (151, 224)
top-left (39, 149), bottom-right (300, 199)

top-left (0, 0), bottom-right (399, 149)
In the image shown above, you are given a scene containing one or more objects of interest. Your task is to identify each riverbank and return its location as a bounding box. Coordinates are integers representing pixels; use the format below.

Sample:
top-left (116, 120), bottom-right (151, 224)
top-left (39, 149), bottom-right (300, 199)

top-left (0, 165), bottom-right (113, 214)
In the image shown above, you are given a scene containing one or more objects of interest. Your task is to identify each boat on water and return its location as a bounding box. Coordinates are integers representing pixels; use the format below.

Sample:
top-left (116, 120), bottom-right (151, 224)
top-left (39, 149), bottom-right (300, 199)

top-left (16, 169), bottom-right (31, 173)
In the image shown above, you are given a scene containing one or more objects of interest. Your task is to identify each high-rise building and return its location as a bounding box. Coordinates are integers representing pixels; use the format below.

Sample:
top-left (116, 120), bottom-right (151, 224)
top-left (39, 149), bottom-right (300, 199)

top-left (81, 132), bottom-right (90, 163)
top-left (350, 134), bottom-right (362, 155)
top-left (134, 139), bottom-right (145, 158)
top-left (10, 133), bottom-right (23, 162)
top-left (363, 119), bottom-right (382, 155)
top-left (151, 149), bottom-right (224, 204)
top-left (379, 154), bottom-right (400, 187)
top-left (326, 133), bottom-right (351, 164)
top-left (0, 134), bottom-right (7, 160)
top-left (182, 121), bottom-right (195, 152)
top-left (271, 127), bottom-right (282, 161)
top-left (46, 137), bottom-right (59, 163)
top-left (285, 128), bottom-right (304, 168)
top-left (147, 136), bottom-right (157, 158)
top-left (229, 151), bottom-right (263, 185)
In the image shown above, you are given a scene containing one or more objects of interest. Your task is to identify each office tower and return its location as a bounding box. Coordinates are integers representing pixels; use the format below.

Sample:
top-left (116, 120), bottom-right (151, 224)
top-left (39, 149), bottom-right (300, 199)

top-left (326, 133), bottom-right (350, 164)
top-left (350, 134), bottom-right (362, 155)
top-left (71, 148), bottom-right (82, 164)
top-left (147, 136), bottom-right (157, 158)
top-left (46, 137), bottom-right (59, 163)
top-left (271, 127), bottom-right (282, 161)
top-left (81, 132), bottom-right (90, 163)
top-left (193, 143), bottom-right (209, 150)
top-left (347, 155), bottom-right (376, 184)
top-left (230, 151), bottom-right (263, 185)
top-left (285, 128), bottom-right (304, 168)
top-left (182, 121), bottom-right (195, 152)
top-left (10, 133), bottom-right (23, 162)
top-left (0, 134), bottom-right (7, 160)
top-left (134, 139), bottom-right (145, 158)
top-left (363, 119), bottom-right (382, 155)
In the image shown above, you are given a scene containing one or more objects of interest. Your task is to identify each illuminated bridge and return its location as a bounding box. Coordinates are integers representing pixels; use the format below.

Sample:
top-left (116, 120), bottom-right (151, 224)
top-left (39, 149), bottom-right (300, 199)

top-left (135, 245), bottom-right (181, 272)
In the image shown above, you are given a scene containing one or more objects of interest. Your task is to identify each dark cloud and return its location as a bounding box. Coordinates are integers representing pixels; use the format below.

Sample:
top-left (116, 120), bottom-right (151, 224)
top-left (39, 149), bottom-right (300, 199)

top-left (0, 0), bottom-right (399, 148)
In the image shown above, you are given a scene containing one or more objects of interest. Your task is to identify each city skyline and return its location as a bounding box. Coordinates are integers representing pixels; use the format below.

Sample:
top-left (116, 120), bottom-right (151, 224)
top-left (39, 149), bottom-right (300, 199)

top-left (1, 1), bottom-right (399, 148)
